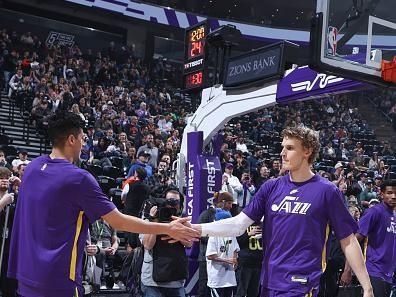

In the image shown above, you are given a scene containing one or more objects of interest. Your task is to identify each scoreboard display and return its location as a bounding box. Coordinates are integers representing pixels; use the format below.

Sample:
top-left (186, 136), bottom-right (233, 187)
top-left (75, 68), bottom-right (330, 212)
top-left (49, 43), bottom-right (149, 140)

top-left (184, 22), bottom-right (208, 90)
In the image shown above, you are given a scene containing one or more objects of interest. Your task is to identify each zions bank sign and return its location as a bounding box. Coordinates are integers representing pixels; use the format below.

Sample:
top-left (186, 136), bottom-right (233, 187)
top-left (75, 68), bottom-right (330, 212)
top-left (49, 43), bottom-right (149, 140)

top-left (224, 43), bottom-right (285, 87)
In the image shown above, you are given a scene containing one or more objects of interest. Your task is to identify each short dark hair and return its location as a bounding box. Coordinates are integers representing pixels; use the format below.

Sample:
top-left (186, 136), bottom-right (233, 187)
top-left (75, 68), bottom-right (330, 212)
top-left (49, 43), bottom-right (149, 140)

top-left (135, 167), bottom-right (147, 180)
top-left (380, 179), bottom-right (396, 192)
top-left (48, 112), bottom-right (85, 147)
top-left (0, 167), bottom-right (12, 179)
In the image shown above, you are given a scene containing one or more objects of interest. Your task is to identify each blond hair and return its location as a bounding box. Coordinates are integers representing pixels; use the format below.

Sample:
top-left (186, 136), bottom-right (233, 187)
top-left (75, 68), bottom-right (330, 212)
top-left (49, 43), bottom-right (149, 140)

top-left (281, 126), bottom-right (320, 164)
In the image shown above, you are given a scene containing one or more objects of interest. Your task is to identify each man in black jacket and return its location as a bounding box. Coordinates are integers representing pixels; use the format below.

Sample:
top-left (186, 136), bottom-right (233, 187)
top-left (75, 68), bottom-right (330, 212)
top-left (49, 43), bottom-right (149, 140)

top-left (197, 192), bottom-right (233, 297)
top-left (123, 167), bottom-right (150, 248)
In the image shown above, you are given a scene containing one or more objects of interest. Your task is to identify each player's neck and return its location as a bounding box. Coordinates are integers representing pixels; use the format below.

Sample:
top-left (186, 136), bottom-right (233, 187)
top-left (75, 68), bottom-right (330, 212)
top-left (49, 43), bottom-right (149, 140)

top-left (289, 166), bottom-right (315, 183)
top-left (49, 148), bottom-right (74, 163)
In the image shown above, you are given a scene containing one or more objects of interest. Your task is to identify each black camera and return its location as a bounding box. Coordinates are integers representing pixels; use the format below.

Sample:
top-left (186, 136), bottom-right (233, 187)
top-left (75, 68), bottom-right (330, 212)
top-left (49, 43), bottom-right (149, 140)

top-left (142, 197), bottom-right (180, 222)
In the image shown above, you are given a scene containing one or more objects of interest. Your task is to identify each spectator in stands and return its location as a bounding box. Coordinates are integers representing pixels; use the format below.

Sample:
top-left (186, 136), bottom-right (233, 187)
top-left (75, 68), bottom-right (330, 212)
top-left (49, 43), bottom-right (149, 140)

top-left (206, 209), bottom-right (239, 297)
top-left (137, 134), bottom-right (159, 169)
top-left (232, 151), bottom-right (248, 180)
top-left (140, 189), bottom-right (190, 297)
top-left (221, 163), bottom-right (242, 211)
top-left (360, 179), bottom-right (378, 209)
top-left (254, 165), bottom-right (270, 189)
top-left (0, 150), bottom-right (12, 171)
top-left (71, 103), bottom-right (86, 122)
top-left (127, 150), bottom-right (152, 178)
top-left (269, 159), bottom-right (281, 178)
top-left (8, 69), bottom-right (23, 98)
top-left (323, 142), bottom-right (337, 160)
top-left (11, 149), bottom-right (30, 172)
top-left (238, 171), bottom-right (256, 210)
top-left (235, 137), bottom-right (248, 153)
top-left (332, 162), bottom-right (345, 186)
top-left (381, 142), bottom-right (394, 156)
top-left (115, 132), bottom-right (132, 157)
top-left (16, 163), bottom-right (26, 179)
top-left (247, 147), bottom-right (263, 173)
top-left (0, 167), bottom-right (20, 297)
top-left (92, 136), bottom-right (113, 167)
top-left (368, 152), bottom-right (379, 170)
top-left (123, 146), bottom-right (136, 173)
top-left (0, 168), bottom-right (15, 212)
top-left (90, 218), bottom-right (121, 289)
top-left (346, 160), bottom-right (359, 176)
top-left (80, 133), bottom-right (94, 164)
top-left (145, 159), bottom-right (174, 189)
top-left (135, 102), bottom-right (150, 120)
top-left (2, 49), bottom-right (18, 93)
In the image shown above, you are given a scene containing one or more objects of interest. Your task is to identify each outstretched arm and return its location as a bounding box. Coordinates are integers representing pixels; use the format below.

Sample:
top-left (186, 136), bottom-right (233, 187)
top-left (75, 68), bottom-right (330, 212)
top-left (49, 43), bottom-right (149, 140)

top-left (193, 212), bottom-right (254, 237)
top-left (102, 208), bottom-right (200, 243)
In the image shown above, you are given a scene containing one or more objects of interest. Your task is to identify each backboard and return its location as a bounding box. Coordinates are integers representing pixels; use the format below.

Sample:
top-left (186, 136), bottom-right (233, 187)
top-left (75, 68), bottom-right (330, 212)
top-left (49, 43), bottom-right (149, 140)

top-left (312, 0), bottom-right (396, 86)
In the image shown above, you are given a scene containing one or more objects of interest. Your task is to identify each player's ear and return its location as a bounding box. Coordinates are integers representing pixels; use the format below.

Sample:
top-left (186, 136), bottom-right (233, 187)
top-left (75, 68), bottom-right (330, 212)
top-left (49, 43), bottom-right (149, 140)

top-left (303, 146), bottom-right (313, 160)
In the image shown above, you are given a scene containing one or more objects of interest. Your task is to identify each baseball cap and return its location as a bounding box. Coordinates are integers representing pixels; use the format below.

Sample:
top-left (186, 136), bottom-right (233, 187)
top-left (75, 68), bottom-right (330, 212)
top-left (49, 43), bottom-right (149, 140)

top-left (215, 208), bottom-right (232, 221)
top-left (225, 162), bottom-right (234, 169)
top-left (334, 162), bottom-right (343, 169)
top-left (369, 198), bottom-right (380, 205)
top-left (107, 101), bottom-right (114, 105)
top-left (375, 175), bottom-right (383, 180)
top-left (138, 150), bottom-right (151, 157)
top-left (367, 179), bottom-right (373, 184)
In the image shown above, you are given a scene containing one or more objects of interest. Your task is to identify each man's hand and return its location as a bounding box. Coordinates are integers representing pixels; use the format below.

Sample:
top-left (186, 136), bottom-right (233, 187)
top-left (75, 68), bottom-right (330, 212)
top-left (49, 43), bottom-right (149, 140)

top-left (85, 244), bottom-right (98, 256)
top-left (340, 270), bottom-right (352, 286)
top-left (9, 176), bottom-right (21, 186)
top-left (1, 193), bottom-right (14, 206)
top-left (104, 247), bottom-right (117, 255)
top-left (166, 217), bottom-right (200, 243)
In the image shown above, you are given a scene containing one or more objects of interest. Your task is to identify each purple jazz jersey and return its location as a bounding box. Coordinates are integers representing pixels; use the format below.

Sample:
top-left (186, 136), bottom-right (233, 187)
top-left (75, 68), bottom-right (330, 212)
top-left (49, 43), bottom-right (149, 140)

top-left (243, 174), bottom-right (358, 294)
top-left (8, 156), bottom-right (116, 297)
top-left (358, 203), bottom-right (396, 283)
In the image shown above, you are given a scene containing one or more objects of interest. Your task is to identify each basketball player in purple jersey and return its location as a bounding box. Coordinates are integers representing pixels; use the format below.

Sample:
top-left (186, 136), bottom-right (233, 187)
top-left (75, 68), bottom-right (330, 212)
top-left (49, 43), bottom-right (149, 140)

top-left (341, 179), bottom-right (395, 297)
top-left (7, 112), bottom-right (199, 297)
top-left (192, 126), bottom-right (374, 297)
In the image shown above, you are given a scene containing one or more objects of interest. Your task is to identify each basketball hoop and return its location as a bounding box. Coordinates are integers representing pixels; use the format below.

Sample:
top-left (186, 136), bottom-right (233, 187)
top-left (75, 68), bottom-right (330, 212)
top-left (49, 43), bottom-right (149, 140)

top-left (381, 57), bottom-right (396, 83)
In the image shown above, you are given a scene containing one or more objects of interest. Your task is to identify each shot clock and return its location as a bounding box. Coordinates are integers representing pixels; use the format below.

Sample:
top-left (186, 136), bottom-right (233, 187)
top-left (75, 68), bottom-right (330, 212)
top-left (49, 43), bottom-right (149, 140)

top-left (183, 22), bottom-right (208, 90)
top-left (187, 25), bottom-right (205, 60)
top-left (185, 71), bottom-right (203, 89)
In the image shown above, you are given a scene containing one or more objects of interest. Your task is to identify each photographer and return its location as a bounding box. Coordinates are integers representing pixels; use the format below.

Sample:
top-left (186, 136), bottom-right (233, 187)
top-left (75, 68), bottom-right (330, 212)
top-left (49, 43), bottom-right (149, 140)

top-left (237, 171), bottom-right (256, 210)
top-left (0, 167), bottom-right (21, 297)
top-left (145, 159), bottom-right (175, 189)
top-left (140, 189), bottom-right (190, 297)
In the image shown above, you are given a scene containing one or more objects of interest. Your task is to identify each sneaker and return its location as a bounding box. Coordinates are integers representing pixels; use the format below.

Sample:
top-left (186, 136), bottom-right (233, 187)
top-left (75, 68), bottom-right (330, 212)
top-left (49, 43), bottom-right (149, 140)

top-left (112, 283), bottom-right (120, 289)
top-left (115, 281), bottom-right (125, 290)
